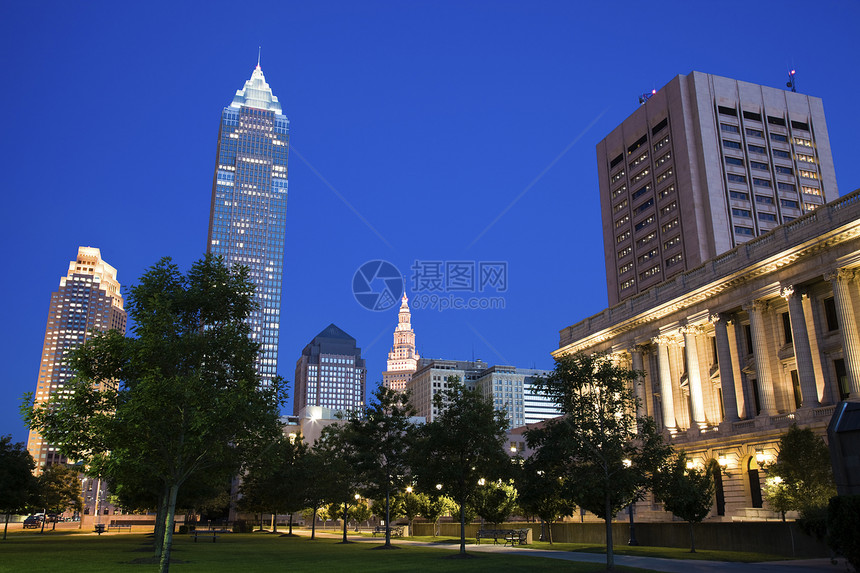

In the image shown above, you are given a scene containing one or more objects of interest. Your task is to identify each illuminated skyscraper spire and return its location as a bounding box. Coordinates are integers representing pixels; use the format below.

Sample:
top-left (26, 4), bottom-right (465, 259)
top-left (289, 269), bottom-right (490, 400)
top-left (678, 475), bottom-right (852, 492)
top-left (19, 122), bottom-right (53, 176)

top-left (207, 63), bottom-right (290, 388)
top-left (383, 293), bottom-right (420, 392)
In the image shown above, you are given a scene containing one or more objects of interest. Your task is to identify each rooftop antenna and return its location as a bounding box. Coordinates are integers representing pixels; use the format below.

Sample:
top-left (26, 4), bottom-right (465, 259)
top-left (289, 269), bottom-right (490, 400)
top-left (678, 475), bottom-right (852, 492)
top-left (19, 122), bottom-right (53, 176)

top-left (786, 68), bottom-right (797, 92)
top-left (638, 88), bottom-right (657, 105)
top-left (257, 46), bottom-right (262, 69)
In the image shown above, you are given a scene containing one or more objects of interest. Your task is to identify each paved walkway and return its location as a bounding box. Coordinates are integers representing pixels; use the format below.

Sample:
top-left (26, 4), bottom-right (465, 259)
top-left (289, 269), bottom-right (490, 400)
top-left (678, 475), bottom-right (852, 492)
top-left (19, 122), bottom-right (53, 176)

top-left (304, 529), bottom-right (843, 572)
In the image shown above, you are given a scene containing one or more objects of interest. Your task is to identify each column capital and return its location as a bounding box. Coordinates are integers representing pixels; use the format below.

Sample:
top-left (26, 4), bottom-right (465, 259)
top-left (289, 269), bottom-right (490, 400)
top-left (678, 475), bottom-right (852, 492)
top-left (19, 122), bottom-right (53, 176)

top-left (780, 285), bottom-right (795, 300)
top-left (627, 343), bottom-right (651, 356)
top-left (743, 299), bottom-right (769, 314)
top-left (652, 334), bottom-right (680, 346)
top-left (825, 267), bottom-right (857, 283)
top-left (681, 324), bottom-right (707, 337)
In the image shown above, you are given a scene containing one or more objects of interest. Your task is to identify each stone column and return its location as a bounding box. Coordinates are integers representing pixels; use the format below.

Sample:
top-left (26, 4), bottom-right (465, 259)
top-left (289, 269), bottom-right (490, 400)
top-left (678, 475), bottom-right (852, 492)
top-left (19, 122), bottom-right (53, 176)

top-left (781, 285), bottom-right (820, 408)
top-left (653, 336), bottom-right (676, 432)
top-left (682, 325), bottom-right (707, 428)
top-left (630, 346), bottom-right (646, 419)
top-left (826, 268), bottom-right (860, 399)
top-left (710, 313), bottom-right (740, 422)
top-left (745, 300), bottom-right (778, 416)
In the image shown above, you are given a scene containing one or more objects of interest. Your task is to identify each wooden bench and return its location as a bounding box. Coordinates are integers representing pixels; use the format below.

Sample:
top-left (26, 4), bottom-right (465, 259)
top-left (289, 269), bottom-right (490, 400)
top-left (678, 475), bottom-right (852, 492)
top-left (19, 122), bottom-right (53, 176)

top-left (476, 528), bottom-right (528, 546)
top-left (192, 530), bottom-right (220, 543)
top-left (108, 524), bottom-right (132, 532)
top-left (372, 525), bottom-right (404, 537)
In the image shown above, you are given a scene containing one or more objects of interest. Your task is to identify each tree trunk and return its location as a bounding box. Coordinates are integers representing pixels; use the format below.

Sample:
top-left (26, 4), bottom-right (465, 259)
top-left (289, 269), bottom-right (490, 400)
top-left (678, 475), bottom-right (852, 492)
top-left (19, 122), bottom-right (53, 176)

top-left (153, 490), bottom-right (168, 558)
top-left (159, 482), bottom-right (180, 573)
top-left (459, 497), bottom-right (466, 556)
top-left (272, 513), bottom-right (277, 533)
top-left (384, 489), bottom-right (391, 547)
top-left (258, 513), bottom-right (263, 532)
top-left (40, 509), bottom-right (46, 534)
top-left (3, 512), bottom-right (9, 540)
top-left (688, 521), bottom-right (696, 553)
top-left (605, 493), bottom-right (614, 570)
top-left (342, 501), bottom-right (349, 543)
top-left (311, 508), bottom-right (317, 539)
top-left (288, 513), bottom-right (293, 535)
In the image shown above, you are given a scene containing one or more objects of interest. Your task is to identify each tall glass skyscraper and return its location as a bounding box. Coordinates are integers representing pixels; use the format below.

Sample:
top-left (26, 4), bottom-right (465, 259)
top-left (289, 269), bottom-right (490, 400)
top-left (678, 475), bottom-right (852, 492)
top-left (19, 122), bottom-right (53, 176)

top-left (207, 63), bottom-right (290, 388)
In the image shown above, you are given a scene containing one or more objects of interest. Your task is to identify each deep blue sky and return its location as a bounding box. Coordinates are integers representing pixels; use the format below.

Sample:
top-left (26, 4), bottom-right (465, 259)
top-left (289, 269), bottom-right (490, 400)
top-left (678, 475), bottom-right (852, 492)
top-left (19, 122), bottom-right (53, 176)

top-left (3, 1), bottom-right (859, 445)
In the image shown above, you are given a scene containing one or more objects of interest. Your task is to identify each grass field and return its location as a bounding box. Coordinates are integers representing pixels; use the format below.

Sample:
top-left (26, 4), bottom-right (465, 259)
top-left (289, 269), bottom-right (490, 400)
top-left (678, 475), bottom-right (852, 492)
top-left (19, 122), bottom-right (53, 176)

top-left (401, 535), bottom-right (786, 562)
top-left (0, 531), bottom-right (652, 573)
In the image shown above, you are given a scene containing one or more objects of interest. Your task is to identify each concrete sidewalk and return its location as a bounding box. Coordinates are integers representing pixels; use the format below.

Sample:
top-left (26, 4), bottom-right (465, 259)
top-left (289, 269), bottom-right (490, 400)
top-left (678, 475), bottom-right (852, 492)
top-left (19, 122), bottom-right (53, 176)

top-left (305, 529), bottom-right (843, 573)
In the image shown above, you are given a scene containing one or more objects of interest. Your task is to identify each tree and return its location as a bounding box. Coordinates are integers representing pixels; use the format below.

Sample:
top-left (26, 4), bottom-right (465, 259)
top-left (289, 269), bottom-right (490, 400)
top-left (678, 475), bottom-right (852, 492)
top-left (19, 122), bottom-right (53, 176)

top-left (24, 255), bottom-right (285, 573)
top-left (302, 448), bottom-right (333, 539)
top-left (515, 455), bottom-right (575, 544)
top-left (398, 489), bottom-right (422, 534)
top-left (314, 423), bottom-right (363, 543)
top-left (527, 352), bottom-right (669, 570)
top-left (412, 378), bottom-right (510, 555)
top-left (763, 424), bottom-right (837, 522)
top-left (0, 436), bottom-right (38, 540)
top-left (652, 452), bottom-right (715, 552)
top-left (472, 479), bottom-right (518, 526)
top-left (346, 386), bottom-right (416, 548)
top-left (417, 492), bottom-right (455, 536)
top-left (34, 464), bottom-right (83, 532)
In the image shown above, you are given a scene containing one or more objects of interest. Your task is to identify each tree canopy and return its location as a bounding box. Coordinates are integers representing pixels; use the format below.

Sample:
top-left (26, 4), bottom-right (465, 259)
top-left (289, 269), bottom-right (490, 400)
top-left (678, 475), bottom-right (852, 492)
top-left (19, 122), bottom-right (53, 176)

top-left (528, 352), bottom-right (669, 570)
top-left (652, 452), bottom-right (715, 552)
top-left (24, 255), bottom-right (285, 573)
top-left (0, 435), bottom-right (38, 540)
top-left (412, 377), bottom-right (510, 555)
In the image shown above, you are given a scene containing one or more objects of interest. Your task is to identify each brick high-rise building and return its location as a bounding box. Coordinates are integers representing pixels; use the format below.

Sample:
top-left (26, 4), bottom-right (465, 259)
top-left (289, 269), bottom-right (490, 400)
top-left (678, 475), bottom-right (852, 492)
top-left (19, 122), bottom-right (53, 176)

top-left (599, 71), bottom-right (838, 305)
top-left (27, 247), bottom-right (126, 469)
top-left (207, 61), bottom-right (290, 388)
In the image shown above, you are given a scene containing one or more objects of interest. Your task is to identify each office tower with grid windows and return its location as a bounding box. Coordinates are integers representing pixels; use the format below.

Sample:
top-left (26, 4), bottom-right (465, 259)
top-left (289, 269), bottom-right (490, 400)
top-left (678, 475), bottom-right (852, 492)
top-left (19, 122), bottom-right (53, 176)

top-left (599, 71), bottom-right (838, 306)
top-left (293, 324), bottom-right (366, 416)
top-left (207, 62), bottom-right (290, 388)
top-left (27, 247), bottom-right (126, 469)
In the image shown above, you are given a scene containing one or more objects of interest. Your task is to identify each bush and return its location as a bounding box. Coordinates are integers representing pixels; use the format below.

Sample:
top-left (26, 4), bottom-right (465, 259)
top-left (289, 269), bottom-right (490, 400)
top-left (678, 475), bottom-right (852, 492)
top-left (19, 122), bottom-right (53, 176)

top-left (827, 495), bottom-right (860, 571)
top-left (232, 519), bottom-right (251, 533)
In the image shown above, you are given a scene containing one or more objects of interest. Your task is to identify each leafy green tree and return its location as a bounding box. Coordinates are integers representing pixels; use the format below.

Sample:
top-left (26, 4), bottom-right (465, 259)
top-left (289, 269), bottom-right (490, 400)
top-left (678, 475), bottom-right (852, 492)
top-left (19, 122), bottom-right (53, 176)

top-left (395, 489), bottom-right (422, 533)
top-left (472, 479), bottom-right (518, 526)
top-left (0, 436), bottom-right (38, 540)
top-left (652, 452), bottom-right (715, 552)
top-left (239, 432), bottom-right (309, 534)
top-left (24, 255), bottom-right (285, 573)
top-left (515, 455), bottom-right (575, 544)
top-left (302, 447), bottom-right (333, 539)
top-left (417, 492), bottom-right (455, 536)
top-left (346, 386), bottom-right (416, 547)
top-left (763, 424), bottom-right (837, 523)
top-left (528, 352), bottom-right (669, 570)
top-left (413, 378), bottom-right (510, 555)
top-left (315, 423), bottom-right (363, 543)
top-left (34, 464), bottom-right (83, 532)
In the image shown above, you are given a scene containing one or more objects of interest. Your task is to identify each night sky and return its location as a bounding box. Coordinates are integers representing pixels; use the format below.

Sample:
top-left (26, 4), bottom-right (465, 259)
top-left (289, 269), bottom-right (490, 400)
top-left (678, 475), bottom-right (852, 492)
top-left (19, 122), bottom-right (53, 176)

top-left (3, 1), bottom-right (859, 445)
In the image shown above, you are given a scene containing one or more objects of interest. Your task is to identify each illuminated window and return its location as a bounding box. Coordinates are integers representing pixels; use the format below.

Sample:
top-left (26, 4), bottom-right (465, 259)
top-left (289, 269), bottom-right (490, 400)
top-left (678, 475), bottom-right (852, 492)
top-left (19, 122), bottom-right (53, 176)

top-left (664, 235), bottom-right (680, 249)
top-left (655, 152), bottom-right (671, 167)
top-left (613, 199), bottom-right (628, 213)
top-left (619, 263), bottom-right (633, 275)
top-left (802, 186), bottom-right (821, 196)
top-left (615, 214), bottom-right (630, 228)
top-left (661, 219), bottom-right (679, 233)
top-left (797, 154), bottom-right (815, 163)
top-left (617, 246), bottom-right (632, 259)
top-left (637, 232), bottom-right (656, 247)
top-left (610, 170), bottom-right (625, 184)
top-left (793, 137), bottom-right (813, 147)
top-left (634, 216), bottom-right (655, 232)
top-left (616, 230), bottom-right (631, 243)
top-left (660, 201), bottom-right (677, 216)
top-left (666, 253), bottom-right (683, 267)
top-left (631, 168), bottom-right (650, 183)
top-left (638, 249), bottom-right (658, 263)
top-left (612, 184), bottom-right (628, 198)
top-left (654, 135), bottom-right (670, 152)
top-left (639, 265), bottom-right (661, 279)
top-left (799, 169), bottom-right (819, 180)
top-left (621, 278), bottom-right (635, 290)
top-left (631, 151), bottom-right (648, 167)
top-left (656, 168), bottom-right (673, 184)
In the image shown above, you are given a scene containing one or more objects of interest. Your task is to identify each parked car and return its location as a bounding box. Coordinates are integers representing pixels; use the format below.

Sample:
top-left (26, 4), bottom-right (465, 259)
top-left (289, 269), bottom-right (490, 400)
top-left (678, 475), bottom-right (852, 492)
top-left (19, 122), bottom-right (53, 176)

top-left (22, 515), bottom-right (43, 529)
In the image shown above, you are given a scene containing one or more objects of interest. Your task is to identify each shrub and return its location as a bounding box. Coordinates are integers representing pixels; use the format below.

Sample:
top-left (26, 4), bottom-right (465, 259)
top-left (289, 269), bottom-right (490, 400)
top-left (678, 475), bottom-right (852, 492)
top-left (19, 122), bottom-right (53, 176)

top-left (827, 495), bottom-right (860, 571)
top-left (232, 520), bottom-right (251, 533)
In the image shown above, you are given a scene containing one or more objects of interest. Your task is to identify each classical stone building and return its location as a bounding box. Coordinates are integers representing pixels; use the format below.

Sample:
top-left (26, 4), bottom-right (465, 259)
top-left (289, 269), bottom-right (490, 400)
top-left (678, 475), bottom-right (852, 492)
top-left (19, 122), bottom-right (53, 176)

top-left (555, 189), bottom-right (860, 520)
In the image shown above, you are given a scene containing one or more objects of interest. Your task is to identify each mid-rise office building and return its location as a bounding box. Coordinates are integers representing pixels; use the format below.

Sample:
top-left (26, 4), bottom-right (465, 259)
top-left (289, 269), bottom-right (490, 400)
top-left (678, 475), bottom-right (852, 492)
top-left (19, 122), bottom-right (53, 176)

top-left (408, 359), bottom-right (487, 422)
top-left (600, 71), bottom-right (838, 305)
top-left (27, 247), bottom-right (126, 469)
top-left (207, 62), bottom-right (290, 388)
top-left (293, 324), bottom-right (366, 416)
top-left (382, 293), bottom-right (420, 392)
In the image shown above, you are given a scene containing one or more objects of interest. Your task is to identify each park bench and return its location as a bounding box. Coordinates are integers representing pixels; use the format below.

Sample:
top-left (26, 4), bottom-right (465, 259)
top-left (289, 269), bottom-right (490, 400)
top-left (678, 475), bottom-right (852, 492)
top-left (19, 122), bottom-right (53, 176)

top-left (476, 528), bottom-right (528, 546)
top-left (108, 524), bottom-right (132, 532)
top-left (192, 529), bottom-right (220, 543)
top-left (372, 525), bottom-right (404, 537)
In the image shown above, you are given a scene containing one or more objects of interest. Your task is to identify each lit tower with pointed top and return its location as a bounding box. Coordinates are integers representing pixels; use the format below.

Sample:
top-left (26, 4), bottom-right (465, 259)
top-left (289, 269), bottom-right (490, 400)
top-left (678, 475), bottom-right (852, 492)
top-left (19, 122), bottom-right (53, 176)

top-left (382, 293), bottom-right (420, 392)
top-left (207, 62), bottom-right (290, 388)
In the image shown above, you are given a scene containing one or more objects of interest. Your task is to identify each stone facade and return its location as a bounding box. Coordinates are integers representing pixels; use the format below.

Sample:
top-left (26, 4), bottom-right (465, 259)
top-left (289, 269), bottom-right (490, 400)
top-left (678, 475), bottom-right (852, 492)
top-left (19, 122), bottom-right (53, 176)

top-left (556, 189), bottom-right (860, 520)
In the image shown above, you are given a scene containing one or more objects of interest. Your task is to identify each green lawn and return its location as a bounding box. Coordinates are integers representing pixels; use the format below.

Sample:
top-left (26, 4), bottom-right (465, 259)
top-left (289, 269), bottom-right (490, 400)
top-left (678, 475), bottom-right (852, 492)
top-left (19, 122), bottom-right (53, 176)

top-left (404, 535), bottom-right (786, 562)
top-left (0, 532), bottom-right (651, 573)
